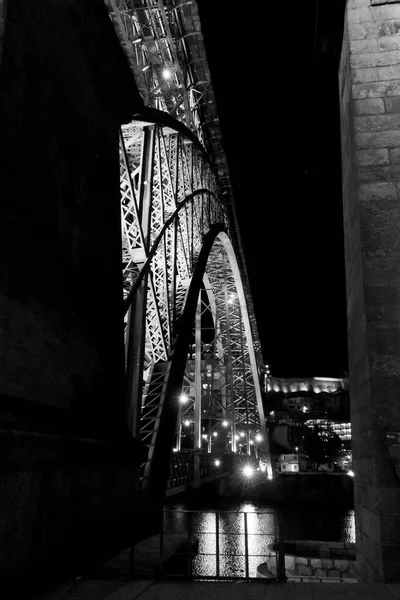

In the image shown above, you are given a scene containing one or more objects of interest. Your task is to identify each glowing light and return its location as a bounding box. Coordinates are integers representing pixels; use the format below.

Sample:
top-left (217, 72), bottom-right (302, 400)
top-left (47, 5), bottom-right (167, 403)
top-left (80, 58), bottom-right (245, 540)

top-left (179, 394), bottom-right (189, 404)
top-left (212, 431), bottom-right (218, 438)
top-left (222, 420), bottom-right (229, 427)
top-left (162, 68), bottom-right (172, 79)
top-left (235, 434), bottom-right (240, 441)
top-left (255, 434), bottom-right (262, 442)
top-left (249, 440), bottom-right (254, 445)
top-left (243, 465), bottom-right (254, 478)
top-left (267, 474), bottom-right (273, 480)
top-left (260, 464), bottom-right (267, 472)
top-left (239, 431), bottom-right (245, 438)
top-left (303, 406), bottom-right (308, 412)
top-left (347, 470), bottom-right (355, 477)
top-left (184, 420), bottom-right (191, 427)
top-left (214, 459), bottom-right (221, 467)
top-left (202, 434), bottom-right (208, 440)
top-left (173, 448), bottom-right (178, 452)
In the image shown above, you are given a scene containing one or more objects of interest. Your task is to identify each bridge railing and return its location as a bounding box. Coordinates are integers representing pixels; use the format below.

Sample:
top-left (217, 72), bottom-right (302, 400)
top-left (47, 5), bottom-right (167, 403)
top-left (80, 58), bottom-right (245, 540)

top-left (129, 509), bottom-right (285, 581)
top-left (167, 451), bottom-right (228, 492)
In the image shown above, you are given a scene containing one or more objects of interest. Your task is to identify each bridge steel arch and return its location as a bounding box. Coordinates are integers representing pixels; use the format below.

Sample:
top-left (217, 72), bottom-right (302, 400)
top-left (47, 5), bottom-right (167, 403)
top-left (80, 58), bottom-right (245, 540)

top-left (120, 116), bottom-right (272, 507)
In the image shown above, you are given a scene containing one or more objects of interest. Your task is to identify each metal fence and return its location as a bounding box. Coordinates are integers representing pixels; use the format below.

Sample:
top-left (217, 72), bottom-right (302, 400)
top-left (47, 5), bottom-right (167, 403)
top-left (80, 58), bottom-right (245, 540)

top-left (130, 509), bottom-right (286, 581)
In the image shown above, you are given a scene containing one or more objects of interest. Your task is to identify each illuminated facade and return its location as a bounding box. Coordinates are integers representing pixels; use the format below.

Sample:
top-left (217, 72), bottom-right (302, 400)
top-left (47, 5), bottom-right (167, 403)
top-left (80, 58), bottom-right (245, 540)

top-left (305, 419), bottom-right (351, 442)
top-left (266, 375), bottom-right (348, 395)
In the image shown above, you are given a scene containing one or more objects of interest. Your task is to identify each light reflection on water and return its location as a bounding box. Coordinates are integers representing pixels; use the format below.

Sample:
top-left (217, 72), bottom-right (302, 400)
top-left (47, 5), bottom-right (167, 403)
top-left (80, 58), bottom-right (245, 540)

top-left (163, 501), bottom-right (356, 578)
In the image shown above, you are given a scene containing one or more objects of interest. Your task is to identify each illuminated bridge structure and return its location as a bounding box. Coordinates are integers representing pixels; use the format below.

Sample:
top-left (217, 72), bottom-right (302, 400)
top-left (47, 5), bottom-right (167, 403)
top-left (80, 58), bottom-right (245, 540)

top-left (103, 0), bottom-right (272, 505)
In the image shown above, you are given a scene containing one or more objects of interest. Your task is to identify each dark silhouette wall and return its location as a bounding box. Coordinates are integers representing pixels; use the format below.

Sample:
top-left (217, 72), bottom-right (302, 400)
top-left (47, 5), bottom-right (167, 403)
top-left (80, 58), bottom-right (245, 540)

top-left (0, 1), bottom-right (145, 595)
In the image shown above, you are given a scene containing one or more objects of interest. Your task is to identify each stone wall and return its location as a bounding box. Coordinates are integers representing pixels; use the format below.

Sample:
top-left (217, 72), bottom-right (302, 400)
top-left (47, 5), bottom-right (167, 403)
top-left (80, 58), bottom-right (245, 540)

top-left (0, 1), bottom-right (145, 596)
top-left (258, 540), bottom-right (357, 582)
top-left (339, 0), bottom-right (400, 582)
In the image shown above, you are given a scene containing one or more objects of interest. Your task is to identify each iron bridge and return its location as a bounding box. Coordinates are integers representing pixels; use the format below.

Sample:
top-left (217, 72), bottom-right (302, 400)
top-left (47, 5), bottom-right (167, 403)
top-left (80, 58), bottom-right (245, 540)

top-left (103, 0), bottom-right (273, 505)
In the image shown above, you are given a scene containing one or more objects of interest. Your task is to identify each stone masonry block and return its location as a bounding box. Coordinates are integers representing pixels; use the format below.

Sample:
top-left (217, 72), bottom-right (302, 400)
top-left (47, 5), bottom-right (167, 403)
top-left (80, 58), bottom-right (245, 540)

top-left (352, 80), bottom-right (400, 99)
top-left (356, 148), bottom-right (389, 165)
top-left (334, 559), bottom-right (351, 572)
top-left (390, 147), bottom-right (400, 161)
top-left (348, 8), bottom-right (374, 24)
top-left (353, 67), bottom-right (379, 83)
top-left (385, 96), bottom-right (400, 112)
top-left (379, 65), bottom-right (400, 80)
top-left (351, 50), bottom-right (400, 68)
top-left (322, 559), bottom-right (333, 569)
top-left (350, 19), bottom-right (400, 40)
top-left (358, 164), bottom-right (400, 182)
top-left (350, 0), bottom-right (370, 7)
top-left (297, 565), bottom-right (312, 576)
top-left (379, 35), bottom-right (400, 51)
top-left (379, 20), bottom-right (400, 36)
top-left (371, 5), bottom-right (400, 22)
top-left (355, 130), bottom-right (400, 147)
top-left (310, 558), bottom-right (322, 568)
top-left (355, 114), bottom-right (400, 131)
top-left (285, 555), bottom-right (295, 571)
top-left (351, 39), bottom-right (379, 53)
top-left (354, 98), bottom-right (385, 114)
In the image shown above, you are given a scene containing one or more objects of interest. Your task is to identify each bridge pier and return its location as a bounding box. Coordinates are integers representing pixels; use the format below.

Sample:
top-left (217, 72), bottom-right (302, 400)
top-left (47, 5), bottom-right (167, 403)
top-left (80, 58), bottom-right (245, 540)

top-left (0, 0), bottom-right (145, 594)
top-left (340, 0), bottom-right (400, 582)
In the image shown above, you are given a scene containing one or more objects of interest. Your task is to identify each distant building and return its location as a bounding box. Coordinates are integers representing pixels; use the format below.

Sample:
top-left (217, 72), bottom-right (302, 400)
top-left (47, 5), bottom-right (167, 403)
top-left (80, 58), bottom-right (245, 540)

top-left (278, 453), bottom-right (308, 473)
top-left (265, 374), bottom-right (352, 469)
top-left (265, 375), bottom-right (348, 395)
top-left (305, 418), bottom-right (352, 448)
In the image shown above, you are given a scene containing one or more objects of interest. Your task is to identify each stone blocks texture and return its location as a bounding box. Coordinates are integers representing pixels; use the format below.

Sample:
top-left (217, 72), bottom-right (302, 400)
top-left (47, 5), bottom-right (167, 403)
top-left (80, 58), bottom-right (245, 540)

top-left (340, 0), bottom-right (400, 583)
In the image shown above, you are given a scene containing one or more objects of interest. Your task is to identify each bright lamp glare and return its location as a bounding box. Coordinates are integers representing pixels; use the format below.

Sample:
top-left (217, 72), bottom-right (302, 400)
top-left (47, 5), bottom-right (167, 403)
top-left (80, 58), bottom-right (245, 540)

top-left (347, 470), bottom-right (355, 477)
top-left (162, 68), bottom-right (172, 79)
top-left (179, 394), bottom-right (189, 404)
top-left (243, 465), bottom-right (254, 478)
top-left (214, 459), bottom-right (221, 467)
top-left (267, 474), bottom-right (273, 480)
top-left (184, 420), bottom-right (191, 427)
top-left (222, 420), bottom-right (229, 427)
top-left (212, 431), bottom-right (218, 437)
top-left (255, 434), bottom-right (262, 442)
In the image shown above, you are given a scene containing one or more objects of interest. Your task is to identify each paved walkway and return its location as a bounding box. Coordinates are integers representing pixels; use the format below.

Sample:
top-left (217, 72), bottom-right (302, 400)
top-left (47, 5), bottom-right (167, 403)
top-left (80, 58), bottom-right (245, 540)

top-left (34, 578), bottom-right (400, 600)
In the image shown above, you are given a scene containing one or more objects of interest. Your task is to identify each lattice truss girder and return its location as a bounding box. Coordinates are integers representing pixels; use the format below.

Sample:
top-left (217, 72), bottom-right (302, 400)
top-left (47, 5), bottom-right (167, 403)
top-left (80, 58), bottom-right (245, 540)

top-left (121, 123), bottom-right (228, 364)
top-left (200, 242), bottom-right (261, 434)
top-left (104, 0), bottom-right (213, 144)
top-left (121, 121), bottom-right (232, 484)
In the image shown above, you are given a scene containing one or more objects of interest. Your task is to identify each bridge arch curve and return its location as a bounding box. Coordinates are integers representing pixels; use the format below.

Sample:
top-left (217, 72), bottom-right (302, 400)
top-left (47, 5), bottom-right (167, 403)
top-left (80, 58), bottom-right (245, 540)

top-left (120, 116), bottom-right (271, 507)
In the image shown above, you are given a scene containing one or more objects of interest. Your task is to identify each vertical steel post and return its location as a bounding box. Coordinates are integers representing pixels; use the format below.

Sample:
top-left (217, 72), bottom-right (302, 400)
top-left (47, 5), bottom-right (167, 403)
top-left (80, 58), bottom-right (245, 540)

top-left (215, 512), bottom-right (220, 578)
top-left (194, 293), bottom-right (202, 450)
top-left (244, 512), bottom-right (249, 579)
top-left (223, 274), bottom-right (236, 452)
top-left (277, 513), bottom-right (286, 582)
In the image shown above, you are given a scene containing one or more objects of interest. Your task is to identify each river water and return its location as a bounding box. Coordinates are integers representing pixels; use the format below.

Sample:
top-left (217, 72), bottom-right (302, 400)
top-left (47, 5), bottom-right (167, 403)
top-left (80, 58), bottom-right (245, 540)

top-left (162, 498), bottom-right (355, 578)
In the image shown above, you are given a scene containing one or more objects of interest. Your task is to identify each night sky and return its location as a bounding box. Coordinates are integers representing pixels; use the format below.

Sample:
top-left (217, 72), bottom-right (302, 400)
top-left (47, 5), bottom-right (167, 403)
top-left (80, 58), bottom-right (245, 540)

top-left (197, 0), bottom-right (348, 378)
